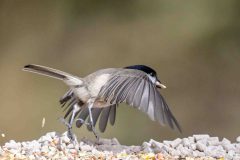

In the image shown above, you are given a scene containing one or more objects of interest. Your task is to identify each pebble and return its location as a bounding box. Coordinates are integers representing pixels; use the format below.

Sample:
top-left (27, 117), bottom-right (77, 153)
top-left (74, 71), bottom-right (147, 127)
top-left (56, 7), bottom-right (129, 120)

top-left (192, 150), bottom-right (205, 157)
top-left (193, 134), bottom-right (210, 141)
top-left (80, 144), bottom-right (93, 152)
top-left (208, 137), bottom-right (220, 146)
top-left (142, 142), bottom-right (153, 153)
top-left (48, 132), bottom-right (56, 138)
top-left (170, 149), bottom-right (181, 156)
top-left (170, 138), bottom-right (182, 148)
top-left (182, 138), bottom-right (191, 147)
top-left (196, 141), bottom-right (206, 152)
top-left (0, 146), bottom-right (3, 155)
top-left (62, 135), bottom-right (71, 144)
top-left (5, 140), bottom-right (21, 150)
top-left (41, 145), bottom-right (49, 153)
top-left (227, 150), bottom-right (235, 159)
top-left (189, 144), bottom-right (197, 150)
top-left (205, 146), bottom-right (226, 158)
top-left (1, 132), bottom-right (240, 159)
top-left (67, 143), bottom-right (74, 149)
top-left (223, 143), bottom-right (236, 152)
top-left (163, 140), bottom-right (172, 146)
top-left (222, 138), bottom-right (231, 145)
top-left (188, 137), bottom-right (195, 144)
top-left (236, 136), bottom-right (240, 143)
top-left (149, 139), bottom-right (163, 148)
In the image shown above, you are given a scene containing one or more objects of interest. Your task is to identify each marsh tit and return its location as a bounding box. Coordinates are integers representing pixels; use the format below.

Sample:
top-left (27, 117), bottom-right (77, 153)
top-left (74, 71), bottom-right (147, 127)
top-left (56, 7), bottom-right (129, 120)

top-left (23, 64), bottom-right (181, 139)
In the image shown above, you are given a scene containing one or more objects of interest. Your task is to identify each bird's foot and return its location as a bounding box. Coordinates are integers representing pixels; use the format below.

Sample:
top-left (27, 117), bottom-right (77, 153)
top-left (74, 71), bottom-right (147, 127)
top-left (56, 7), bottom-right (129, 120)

top-left (59, 117), bottom-right (77, 143)
top-left (76, 118), bottom-right (90, 126)
top-left (91, 125), bottom-right (99, 140)
top-left (76, 118), bottom-right (99, 140)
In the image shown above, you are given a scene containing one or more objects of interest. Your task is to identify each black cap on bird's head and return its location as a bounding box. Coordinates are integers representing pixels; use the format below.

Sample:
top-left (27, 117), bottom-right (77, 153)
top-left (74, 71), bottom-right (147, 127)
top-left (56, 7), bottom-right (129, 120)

top-left (125, 65), bottom-right (156, 76)
top-left (124, 65), bottom-right (167, 89)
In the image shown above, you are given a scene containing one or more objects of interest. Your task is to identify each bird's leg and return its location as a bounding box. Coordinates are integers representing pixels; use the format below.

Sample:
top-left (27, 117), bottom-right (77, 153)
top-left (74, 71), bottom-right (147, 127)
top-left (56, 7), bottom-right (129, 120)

top-left (87, 100), bottom-right (99, 140)
top-left (75, 118), bottom-right (90, 126)
top-left (59, 104), bottom-right (80, 142)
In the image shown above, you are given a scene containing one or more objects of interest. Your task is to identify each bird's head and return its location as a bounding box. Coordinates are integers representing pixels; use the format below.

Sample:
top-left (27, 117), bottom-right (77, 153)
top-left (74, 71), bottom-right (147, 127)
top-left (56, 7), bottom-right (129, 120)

top-left (124, 65), bottom-right (166, 89)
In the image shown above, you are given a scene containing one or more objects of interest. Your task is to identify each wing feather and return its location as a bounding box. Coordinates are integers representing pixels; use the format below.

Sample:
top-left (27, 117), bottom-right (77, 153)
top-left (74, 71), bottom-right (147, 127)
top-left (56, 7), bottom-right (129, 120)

top-left (87, 108), bottom-right (102, 131)
top-left (98, 69), bottom-right (181, 132)
top-left (109, 105), bottom-right (117, 125)
top-left (99, 107), bottom-right (111, 132)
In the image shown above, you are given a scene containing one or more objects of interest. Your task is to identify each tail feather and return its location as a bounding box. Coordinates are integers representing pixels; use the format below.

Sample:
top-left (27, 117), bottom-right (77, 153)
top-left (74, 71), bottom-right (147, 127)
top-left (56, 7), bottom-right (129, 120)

top-left (23, 64), bottom-right (83, 86)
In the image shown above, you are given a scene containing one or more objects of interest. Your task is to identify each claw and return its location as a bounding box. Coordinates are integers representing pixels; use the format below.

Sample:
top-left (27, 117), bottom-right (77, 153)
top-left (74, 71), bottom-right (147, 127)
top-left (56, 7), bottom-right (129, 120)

top-left (58, 117), bottom-right (75, 141)
top-left (76, 118), bottom-right (90, 126)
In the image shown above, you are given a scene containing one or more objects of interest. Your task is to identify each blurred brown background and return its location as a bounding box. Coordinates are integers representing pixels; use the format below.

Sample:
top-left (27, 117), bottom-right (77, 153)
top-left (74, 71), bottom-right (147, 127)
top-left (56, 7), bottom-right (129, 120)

top-left (0, 0), bottom-right (240, 145)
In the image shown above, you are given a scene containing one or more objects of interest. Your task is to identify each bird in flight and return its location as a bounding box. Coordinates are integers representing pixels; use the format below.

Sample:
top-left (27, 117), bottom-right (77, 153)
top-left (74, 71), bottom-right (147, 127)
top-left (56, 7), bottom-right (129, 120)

top-left (23, 64), bottom-right (181, 140)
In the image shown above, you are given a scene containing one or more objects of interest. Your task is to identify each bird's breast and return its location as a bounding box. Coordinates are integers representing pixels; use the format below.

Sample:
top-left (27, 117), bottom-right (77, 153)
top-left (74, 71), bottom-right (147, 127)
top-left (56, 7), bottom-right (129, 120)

top-left (73, 87), bottom-right (90, 103)
top-left (88, 73), bottom-right (111, 98)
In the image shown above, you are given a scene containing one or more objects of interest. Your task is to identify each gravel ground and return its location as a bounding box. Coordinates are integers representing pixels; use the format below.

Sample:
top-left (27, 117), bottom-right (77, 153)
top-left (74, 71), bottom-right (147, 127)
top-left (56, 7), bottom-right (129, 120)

top-left (0, 132), bottom-right (240, 159)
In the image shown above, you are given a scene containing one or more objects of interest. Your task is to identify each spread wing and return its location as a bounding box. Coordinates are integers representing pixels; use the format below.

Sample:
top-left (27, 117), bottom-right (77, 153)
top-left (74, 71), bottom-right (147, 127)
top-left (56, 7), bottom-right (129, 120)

top-left (98, 70), bottom-right (181, 132)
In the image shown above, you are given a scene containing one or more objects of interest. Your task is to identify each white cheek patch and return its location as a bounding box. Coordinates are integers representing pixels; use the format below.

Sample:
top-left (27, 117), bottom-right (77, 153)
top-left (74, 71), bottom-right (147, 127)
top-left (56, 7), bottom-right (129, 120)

top-left (89, 74), bottom-right (110, 97)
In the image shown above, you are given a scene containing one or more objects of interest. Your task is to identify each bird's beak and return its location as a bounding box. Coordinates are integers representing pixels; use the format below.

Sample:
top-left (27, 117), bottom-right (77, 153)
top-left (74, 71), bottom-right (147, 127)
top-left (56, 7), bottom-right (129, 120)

top-left (156, 80), bottom-right (167, 89)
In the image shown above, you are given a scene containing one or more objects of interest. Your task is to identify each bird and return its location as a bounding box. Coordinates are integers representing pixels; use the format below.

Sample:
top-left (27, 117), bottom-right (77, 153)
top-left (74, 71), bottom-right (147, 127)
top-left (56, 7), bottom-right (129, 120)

top-left (23, 64), bottom-right (181, 139)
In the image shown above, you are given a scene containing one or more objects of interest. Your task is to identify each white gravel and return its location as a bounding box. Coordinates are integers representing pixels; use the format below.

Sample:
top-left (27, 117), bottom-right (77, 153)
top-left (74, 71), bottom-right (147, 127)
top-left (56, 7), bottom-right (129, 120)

top-left (147, 135), bottom-right (240, 159)
top-left (1, 132), bottom-right (240, 159)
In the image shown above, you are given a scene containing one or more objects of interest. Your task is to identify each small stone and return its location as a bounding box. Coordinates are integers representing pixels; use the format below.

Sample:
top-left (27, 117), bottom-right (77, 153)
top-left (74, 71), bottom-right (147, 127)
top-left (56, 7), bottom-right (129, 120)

top-left (15, 153), bottom-right (26, 159)
top-left (178, 145), bottom-right (192, 156)
top-left (9, 149), bottom-right (19, 154)
top-left (163, 140), bottom-right (171, 146)
top-left (41, 145), bottom-right (49, 153)
top-left (0, 146), bottom-right (3, 155)
top-left (149, 139), bottom-right (164, 149)
top-left (235, 144), bottom-right (240, 153)
top-left (193, 150), bottom-right (205, 157)
top-left (171, 138), bottom-right (182, 148)
top-left (196, 141), bottom-right (206, 152)
top-left (28, 155), bottom-right (35, 159)
top-left (69, 148), bottom-right (78, 154)
top-left (222, 138), bottom-right (231, 144)
top-left (205, 146), bottom-right (226, 158)
top-left (142, 146), bottom-right (153, 153)
top-left (207, 137), bottom-right (220, 146)
top-left (182, 138), bottom-right (191, 147)
top-left (52, 138), bottom-right (59, 145)
top-left (233, 154), bottom-right (240, 160)
top-left (161, 145), bottom-right (172, 153)
top-left (227, 150), bottom-right (235, 158)
top-left (47, 132), bottom-right (56, 138)
top-left (67, 143), bottom-right (74, 149)
top-left (170, 149), bottom-right (181, 156)
top-left (188, 137), bottom-right (195, 144)
top-left (5, 140), bottom-right (21, 150)
top-left (39, 134), bottom-right (52, 143)
top-left (223, 144), bottom-right (236, 152)
top-left (193, 134), bottom-right (210, 141)
top-left (236, 136), bottom-right (240, 143)
top-left (190, 143), bottom-right (197, 150)
top-left (49, 146), bottom-right (56, 151)
top-left (62, 136), bottom-right (71, 144)
top-left (47, 150), bottom-right (56, 157)
top-left (80, 145), bottom-right (93, 152)
top-left (142, 142), bottom-right (151, 148)
top-left (197, 139), bottom-right (207, 146)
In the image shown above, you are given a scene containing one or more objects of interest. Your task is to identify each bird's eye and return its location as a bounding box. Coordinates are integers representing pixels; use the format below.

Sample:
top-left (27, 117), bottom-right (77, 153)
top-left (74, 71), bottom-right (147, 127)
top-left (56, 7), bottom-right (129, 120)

top-left (149, 72), bottom-right (154, 76)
